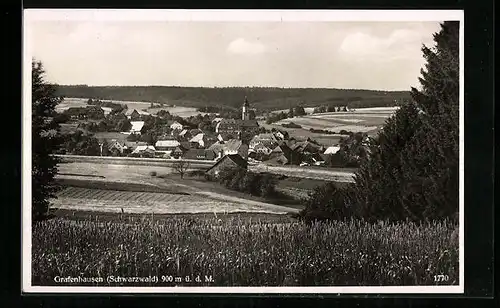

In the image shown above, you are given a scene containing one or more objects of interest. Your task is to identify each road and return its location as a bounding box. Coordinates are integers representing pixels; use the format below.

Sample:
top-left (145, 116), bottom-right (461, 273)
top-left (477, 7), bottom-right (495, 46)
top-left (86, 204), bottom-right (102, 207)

top-left (55, 154), bottom-right (356, 183)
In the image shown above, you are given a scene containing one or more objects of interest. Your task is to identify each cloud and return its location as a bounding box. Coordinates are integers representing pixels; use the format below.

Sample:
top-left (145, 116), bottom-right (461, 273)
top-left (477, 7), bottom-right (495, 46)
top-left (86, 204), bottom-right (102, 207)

top-left (227, 38), bottom-right (266, 55)
top-left (67, 22), bottom-right (121, 44)
top-left (338, 28), bottom-right (429, 62)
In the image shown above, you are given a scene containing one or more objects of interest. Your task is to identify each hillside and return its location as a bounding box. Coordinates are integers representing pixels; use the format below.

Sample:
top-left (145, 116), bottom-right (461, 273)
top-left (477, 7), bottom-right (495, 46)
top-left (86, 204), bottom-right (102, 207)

top-left (54, 85), bottom-right (411, 113)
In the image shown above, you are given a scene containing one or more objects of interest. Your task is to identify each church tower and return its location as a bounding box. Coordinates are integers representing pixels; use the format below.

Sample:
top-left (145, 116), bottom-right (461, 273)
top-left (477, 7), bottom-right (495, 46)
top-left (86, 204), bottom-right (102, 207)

top-left (242, 96), bottom-right (250, 120)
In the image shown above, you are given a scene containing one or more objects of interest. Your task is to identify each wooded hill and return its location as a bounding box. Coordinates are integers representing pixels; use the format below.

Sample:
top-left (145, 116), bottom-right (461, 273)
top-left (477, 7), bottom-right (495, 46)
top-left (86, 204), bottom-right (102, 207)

top-left (54, 85), bottom-right (411, 112)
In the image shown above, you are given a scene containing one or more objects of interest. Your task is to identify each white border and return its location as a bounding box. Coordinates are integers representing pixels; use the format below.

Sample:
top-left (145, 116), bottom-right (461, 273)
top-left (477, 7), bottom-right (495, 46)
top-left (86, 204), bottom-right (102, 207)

top-left (22, 9), bottom-right (465, 294)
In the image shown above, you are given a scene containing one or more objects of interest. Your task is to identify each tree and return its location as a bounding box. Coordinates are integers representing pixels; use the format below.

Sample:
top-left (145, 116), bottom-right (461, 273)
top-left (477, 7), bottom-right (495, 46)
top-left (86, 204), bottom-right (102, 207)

top-left (32, 60), bottom-right (62, 221)
top-left (294, 105), bottom-right (306, 116)
top-left (173, 160), bottom-right (191, 179)
top-left (299, 182), bottom-right (352, 223)
top-left (287, 107), bottom-right (294, 118)
top-left (346, 21), bottom-right (460, 222)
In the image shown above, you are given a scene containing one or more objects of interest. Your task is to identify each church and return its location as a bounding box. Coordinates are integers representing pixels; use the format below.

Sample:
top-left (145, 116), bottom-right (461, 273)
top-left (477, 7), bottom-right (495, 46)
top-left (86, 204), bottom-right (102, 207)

top-left (215, 97), bottom-right (259, 143)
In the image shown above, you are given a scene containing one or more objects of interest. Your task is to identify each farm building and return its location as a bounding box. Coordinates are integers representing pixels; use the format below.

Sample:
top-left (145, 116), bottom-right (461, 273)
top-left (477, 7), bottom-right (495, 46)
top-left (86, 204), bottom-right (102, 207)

top-left (183, 149), bottom-right (217, 160)
top-left (290, 141), bottom-right (323, 154)
top-left (129, 121), bottom-right (145, 135)
top-left (131, 145), bottom-right (156, 156)
top-left (125, 109), bottom-right (150, 120)
top-left (155, 140), bottom-right (181, 152)
top-left (268, 143), bottom-right (301, 165)
top-left (205, 154), bottom-right (248, 179)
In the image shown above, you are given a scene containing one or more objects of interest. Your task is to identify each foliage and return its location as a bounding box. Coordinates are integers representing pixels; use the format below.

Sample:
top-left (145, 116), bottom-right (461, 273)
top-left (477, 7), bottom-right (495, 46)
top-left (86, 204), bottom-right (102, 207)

top-left (60, 130), bottom-right (101, 156)
top-left (55, 86), bottom-right (410, 112)
top-left (215, 169), bottom-right (278, 198)
top-left (32, 60), bottom-right (62, 221)
top-left (328, 132), bottom-right (371, 168)
top-left (299, 182), bottom-right (352, 223)
top-left (63, 106), bottom-right (105, 120)
top-left (266, 111), bottom-right (288, 124)
top-left (173, 161), bottom-right (191, 179)
top-left (32, 217), bottom-right (459, 286)
top-left (301, 22), bottom-right (460, 223)
top-left (86, 98), bottom-right (127, 112)
top-left (346, 21), bottom-right (460, 222)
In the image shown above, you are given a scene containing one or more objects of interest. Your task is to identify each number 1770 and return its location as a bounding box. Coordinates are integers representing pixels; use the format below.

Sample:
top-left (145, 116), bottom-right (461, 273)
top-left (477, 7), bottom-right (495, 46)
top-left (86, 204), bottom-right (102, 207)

top-left (434, 274), bottom-right (449, 282)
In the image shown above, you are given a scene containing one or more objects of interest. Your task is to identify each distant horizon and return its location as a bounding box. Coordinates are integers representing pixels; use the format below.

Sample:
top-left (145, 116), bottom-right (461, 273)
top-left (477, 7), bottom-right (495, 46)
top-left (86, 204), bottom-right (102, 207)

top-left (53, 84), bottom-right (411, 93)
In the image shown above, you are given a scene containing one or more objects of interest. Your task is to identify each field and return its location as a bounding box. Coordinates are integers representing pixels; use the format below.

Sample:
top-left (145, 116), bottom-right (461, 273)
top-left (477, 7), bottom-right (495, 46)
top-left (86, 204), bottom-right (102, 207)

top-left (32, 216), bottom-right (459, 286)
top-left (273, 110), bottom-right (396, 134)
top-left (52, 186), bottom-right (292, 214)
top-left (55, 97), bottom-right (204, 118)
top-left (57, 156), bottom-right (356, 183)
top-left (250, 164), bottom-right (356, 183)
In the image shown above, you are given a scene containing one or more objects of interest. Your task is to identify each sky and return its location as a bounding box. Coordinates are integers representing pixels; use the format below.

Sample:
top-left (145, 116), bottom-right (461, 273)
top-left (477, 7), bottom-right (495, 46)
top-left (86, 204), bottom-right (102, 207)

top-left (28, 18), bottom-right (443, 91)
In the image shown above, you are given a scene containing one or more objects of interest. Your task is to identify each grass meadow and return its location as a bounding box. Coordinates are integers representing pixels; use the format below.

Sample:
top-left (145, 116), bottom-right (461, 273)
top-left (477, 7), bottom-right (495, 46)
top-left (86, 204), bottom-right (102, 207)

top-left (32, 215), bottom-right (459, 287)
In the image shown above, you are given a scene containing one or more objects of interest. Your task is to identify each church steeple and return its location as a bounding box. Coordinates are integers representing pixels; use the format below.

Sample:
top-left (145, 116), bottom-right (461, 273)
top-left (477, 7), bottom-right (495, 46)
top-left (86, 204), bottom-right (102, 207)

top-left (242, 96), bottom-right (250, 120)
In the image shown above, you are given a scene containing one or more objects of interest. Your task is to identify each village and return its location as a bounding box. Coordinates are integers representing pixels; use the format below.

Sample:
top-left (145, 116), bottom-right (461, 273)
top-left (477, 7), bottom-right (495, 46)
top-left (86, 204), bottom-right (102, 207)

top-left (57, 96), bottom-right (370, 172)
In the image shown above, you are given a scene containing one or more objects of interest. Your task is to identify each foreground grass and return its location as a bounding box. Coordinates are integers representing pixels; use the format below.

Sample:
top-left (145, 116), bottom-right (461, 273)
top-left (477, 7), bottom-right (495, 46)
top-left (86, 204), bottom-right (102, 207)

top-left (32, 216), bottom-right (458, 287)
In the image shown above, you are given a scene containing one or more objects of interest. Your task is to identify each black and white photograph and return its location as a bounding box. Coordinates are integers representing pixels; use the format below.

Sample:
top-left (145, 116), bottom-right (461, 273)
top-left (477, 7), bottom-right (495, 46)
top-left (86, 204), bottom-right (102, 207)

top-left (22, 9), bottom-right (464, 293)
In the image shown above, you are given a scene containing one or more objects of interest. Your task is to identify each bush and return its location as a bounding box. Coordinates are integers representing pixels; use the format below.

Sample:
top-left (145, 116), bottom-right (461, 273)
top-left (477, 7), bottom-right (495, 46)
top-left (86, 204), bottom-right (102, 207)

top-left (149, 171), bottom-right (157, 177)
top-left (298, 182), bottom-right (352, 223)
top-left (215, 169), bottom-right (278, 198)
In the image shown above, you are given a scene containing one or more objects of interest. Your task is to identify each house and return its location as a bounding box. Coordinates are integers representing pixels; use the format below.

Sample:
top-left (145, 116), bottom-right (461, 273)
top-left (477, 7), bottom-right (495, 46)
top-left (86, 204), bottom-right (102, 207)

top-left (177, 129), bottom-right (191, 140)
top-left (131, 145), bottom-right (156, 157)
top-left (205, 154), bottom-right (248, 179)
top-left (274, 130), bottom-right (289, 140)
top-left (124, 141), bottom-right (148, 153)
top-left (155, 139), bottom-right (181, 152)
top-left (182, 148), bottom-right (217, 160)
top-left (217, 132), bottom-right (236, 142)
top-left (125, 109), bottom-right (150, 120)
top-left (100, 107), bottom-right (113, 116)
top-left (129, 121), bottom-right (145, 135)
top-left (189, 133), bottom-right (208, 148)
top-left (171, 146), bottom-right (188, 158)
top-left (252, 143), bottom-right (273, 155)
top-left (208, 139), bottom-right (249, 160)
top-left (107, 140), bottom-right (128, 156)
top-left (215, 119), bottom-right (259, 137)
top-left (324, 145), bottom-right (341, 155)
top-left (190, 128), bottom-right (203, 136)
top-left (249, 133), bottom-right (278, 150)
top-left (170, 121), bottom-right (183, 131)
top-left (290, 141), bottom-right (322, 154)
top-left (268, 143), bottom-right (301, 165)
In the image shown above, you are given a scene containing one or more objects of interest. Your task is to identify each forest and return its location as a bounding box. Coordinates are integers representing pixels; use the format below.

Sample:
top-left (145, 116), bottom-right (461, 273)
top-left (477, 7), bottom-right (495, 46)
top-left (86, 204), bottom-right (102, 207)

top-left (54, 85), bottom-right (410, 113)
